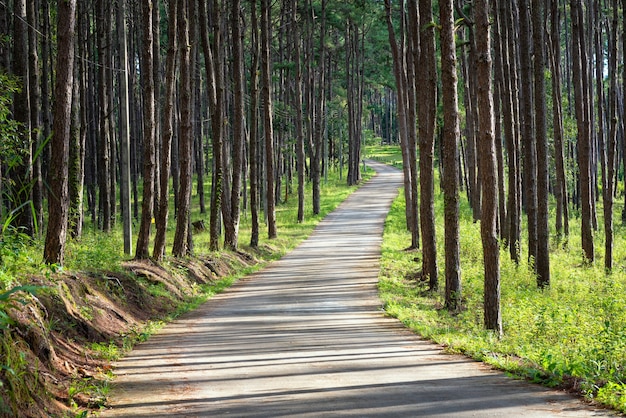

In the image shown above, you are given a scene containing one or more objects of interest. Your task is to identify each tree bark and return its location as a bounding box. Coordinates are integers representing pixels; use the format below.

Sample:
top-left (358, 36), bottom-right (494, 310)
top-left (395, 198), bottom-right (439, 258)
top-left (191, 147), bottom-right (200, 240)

top-left (384, 0), bottom-right (415, 233)
top-left (135, 0), bottom-right (156, 259)
top-left (439, 0), bottom-right (462, 312)
top-left (223, 0), bottom-right (245, 250)
top-left (533, 0), bottom-right (550, 287)
top-left (495, 0), bottom-right (521, 262)
top-left (475, 0), bottom-right (502, 334)
top-left (198, 0), bottom-right (224, 251)
top-left (117, 0), bottom-right (133, 255)
top-left (603, 0), bottom-right (618, 271)
top-left (416, 0), bottom-right (438, 290)
top-left (96, 0), bottom-right (112, 233)
top-left (153, 0), bottom-right (177, 260)
top-left (44, 0), bottom-right (76, 265)
top-left (27, 0), bottom-right (43, 236)
top-left (10, 0), bottom-right (33, 236)
top-left (293, 0), bottom-right (306, 224)
top-left (549, 0), bottom-right (569, 239)
top-left (519, 0), bottom-right (538, 265)
top-left (571, 0), bottom-right (594, 262)
top-left (249, 0), bottom-right (261, 245)
top-left (68, 14), bottom-right (85, 240)
top-left (173, 0), bottom-right (193, 257)
top-left (261, 0), bottom-right (277, 238)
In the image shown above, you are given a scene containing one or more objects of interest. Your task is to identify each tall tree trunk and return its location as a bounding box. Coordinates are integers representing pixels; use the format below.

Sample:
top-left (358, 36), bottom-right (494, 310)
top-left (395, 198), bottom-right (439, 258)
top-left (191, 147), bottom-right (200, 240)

top-left (293, 0), bottom-right (306, 224)
top-left (27, 0), bottom-right (42, 236)
top-left (173, 0), bottom-right (193, 257)
top-left (11, 0), bottom-right (33, 236)
top-left (457, 17), bottom-right (480, 222)
top-left (69, 7), bottom-right (86, 240)
top-left (40, 0), bottom-right (52, 198)
top-left (311, 0), bottom-right (327, 216)
top-left (44, 0), bottom-right (76, 265)
top-left (439, 0), bottom-right (462, 312)
top-left (496, 0), bottom-right (521, 262)
top-left (261, 0), bottom-right (277, 238)
top-left (603, 0), bottom-right (618, 271)
top-left (384, 0), bottom-right (414, 233)
top-left (406, 0), bottom-right (420, 249)
top-left (153, 0), bottom-right (177, 260)
top-left (199, 0), bottom-right (224, 251)
top-left (571, 0), bottom-right (594, 262)
top-left (96, 0), bottom-right (112, 232)
top-left (506, 0), bottom-right (522, 262)
top-left (533, 0), bottom-right (550, 287)
top-left (135, 0), bottom-right (156, 259)
top-left (622, 0), bottom-right (626, 224)
top-left (152, 0), bottom-right (161, 217)
top-left (117, 0), bottom-right (133, 254)
top-left (549, 0), bottom-right (569, 239)
top-left (224, 0), bottom-right (245, 250)
top-left (476, 0), bottom-right (502, 334)
top-left (492, 7), bottom-right (507, 241)
top-left (416, 0), bottom-right (438, 290)
top-left (519, 0), bottom-right (538, 265)
top-left (623, 0), bottom-right (626, 224)
top-left (249, 0), bottom-right (261, 245)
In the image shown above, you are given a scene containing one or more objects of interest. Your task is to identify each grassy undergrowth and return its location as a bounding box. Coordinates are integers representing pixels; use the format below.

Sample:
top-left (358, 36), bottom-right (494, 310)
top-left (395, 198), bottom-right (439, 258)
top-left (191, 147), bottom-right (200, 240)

top-left (369, 145), bottom-right (626, 413)
top-left (1, 167), bottom-right (373, 290)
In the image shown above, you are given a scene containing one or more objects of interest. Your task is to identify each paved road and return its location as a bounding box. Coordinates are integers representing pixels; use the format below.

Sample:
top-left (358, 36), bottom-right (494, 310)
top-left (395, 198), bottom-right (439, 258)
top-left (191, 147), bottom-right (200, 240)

top-left (104, 161), bottom-right (612, 417)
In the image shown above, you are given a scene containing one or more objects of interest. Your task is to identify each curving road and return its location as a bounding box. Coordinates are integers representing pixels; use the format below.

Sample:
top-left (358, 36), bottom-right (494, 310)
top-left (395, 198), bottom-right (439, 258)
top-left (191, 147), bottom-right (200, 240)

top-left (103, 161), bottom-right (611, 417)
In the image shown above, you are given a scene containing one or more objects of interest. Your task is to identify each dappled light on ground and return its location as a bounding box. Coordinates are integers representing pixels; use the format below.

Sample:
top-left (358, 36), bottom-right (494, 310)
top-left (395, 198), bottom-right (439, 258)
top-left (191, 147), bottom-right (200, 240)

top-left (103, 162), bottom-right (609, 417)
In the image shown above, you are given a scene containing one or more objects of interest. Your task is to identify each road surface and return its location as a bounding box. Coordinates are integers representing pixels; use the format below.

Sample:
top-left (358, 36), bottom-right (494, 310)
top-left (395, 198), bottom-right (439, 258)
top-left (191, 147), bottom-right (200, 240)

top-left (103, 161), bottom-right (611, 417)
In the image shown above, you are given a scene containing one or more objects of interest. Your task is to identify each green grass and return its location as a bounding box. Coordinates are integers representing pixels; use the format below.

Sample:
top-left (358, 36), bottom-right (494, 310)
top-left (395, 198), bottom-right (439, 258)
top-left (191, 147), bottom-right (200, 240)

top-left (0, 166), bottom-right (373, 287)
top-left (371, 145), bottom-right (626, 413)
top-left (365, 145), bottom-right (404, 169)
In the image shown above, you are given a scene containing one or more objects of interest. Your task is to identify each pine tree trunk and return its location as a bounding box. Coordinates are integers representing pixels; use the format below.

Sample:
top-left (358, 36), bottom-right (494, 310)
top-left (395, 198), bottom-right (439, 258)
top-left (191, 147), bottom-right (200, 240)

top-left (153, 0), bottom-right (177, 260)
top-left (292, 0), bottom-right (306, 224)
top-left (439, 0), bottom-right (462, 312)
top-left (173, 0), bottom-right (193, 257)
top-left (549, 0), bottom-right (569, 239)
top-left (198, 0), bottom-right (224, 251)
top-left (416, 0), bottom-right (438, 290)
top-left (27, 0), bottom-right (43, 235)
top-left (96, 0), bottom-right (112, 232)
top-left (406, 0), bottom-right (420, 249)
top-left (44, 0), bottom-right (76, 265)
top-left (533, 0), bottom-right (550, 287)
top-left (475, 0), bottom-right (502, 334)
top-left (135, 0), bottom-right (156, 259)
top-left (249, 0), bottom-right (261, 245)
top-left (11, 0), bottom-right (34, 236)
top-left (224, 0), bottom-right (245, 250)
top-left (384, 0), bottom-right (414, 232)
top-left (571, 0), bottom-right (594, 262)
top-left (495, 0), bottom-right (521, 262)
top-left (604, 0), bottom-right (618, 271)
top-left (69, 15), bottom-right (85, 240)
top-left (519, 0), bottom-right (538, 265)
top-left (261, 0), bottom-right (277, 238)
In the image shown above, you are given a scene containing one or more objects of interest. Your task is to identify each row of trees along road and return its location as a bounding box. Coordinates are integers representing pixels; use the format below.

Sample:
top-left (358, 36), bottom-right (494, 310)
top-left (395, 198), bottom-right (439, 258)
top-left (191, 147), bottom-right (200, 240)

top-left (1, 0), bottom-right (626, 337)
top-left (386, 0), bottom-right (625, 336)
